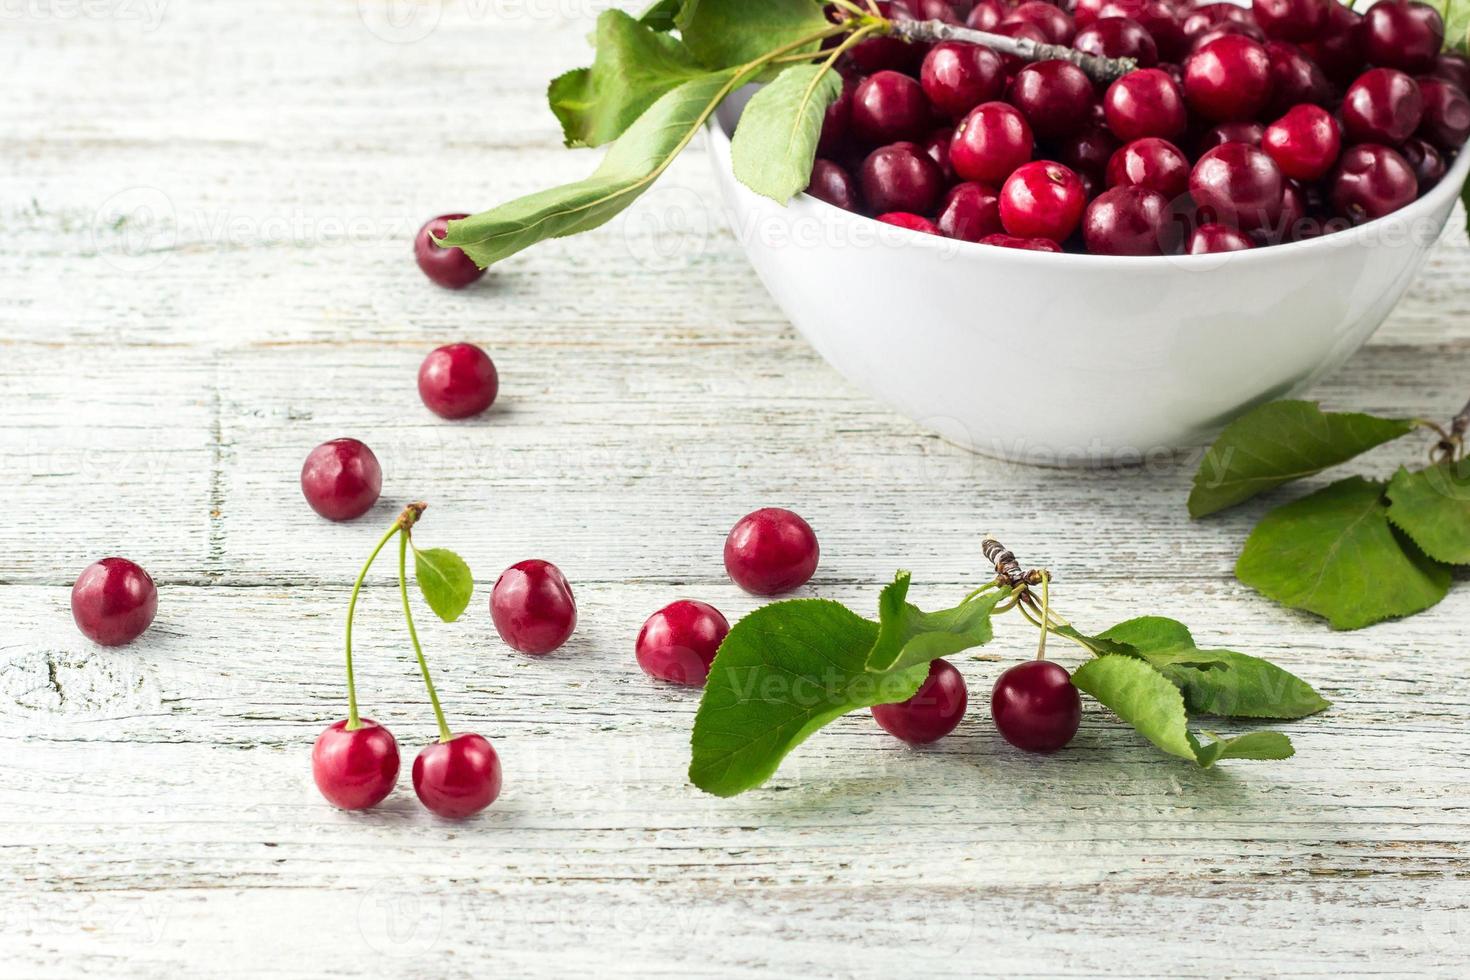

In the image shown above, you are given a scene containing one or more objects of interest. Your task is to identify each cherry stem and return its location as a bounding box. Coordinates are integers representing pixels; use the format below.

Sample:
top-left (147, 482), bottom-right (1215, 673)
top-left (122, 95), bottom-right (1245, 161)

top-left (1035, 572), bottom-right (1051, 661)
top-left (886, 17), bottom-right (1137, 84)
top-left (343, 521), bottom-right (403, 730)
top-left (397, 528), bottom-right (453, 743)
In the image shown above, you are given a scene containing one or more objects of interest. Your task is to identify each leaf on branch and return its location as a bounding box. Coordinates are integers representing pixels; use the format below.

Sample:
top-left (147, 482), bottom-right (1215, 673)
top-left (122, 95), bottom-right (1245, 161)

top-left (865, 571), bottom-right (1007, 673)
top-left (1070, 655), bottom-right (1294, 767)
top-left (638, 0), bottom-right (684, 32)
top-left (1386, 460), bottom-right (1470, 565)
top-left (548, 10), bottom-right (710, 149)
top-left (1188, 400), bottom-right (1414, 518)
top-left (1097, 617), bottom-right (1329, 719)
top-left (413, 547), bottom-right (475, 623)
top-left (675, 0), bottom-right (831, 69)
top-left (689, 599), bottom-right (929, 797)
top-left (1235, 476), bottom-right (1452, 630)
top-left (442, 70), bottom-right (744, 268)
top-left (731, 63), bottom-right (844, 202)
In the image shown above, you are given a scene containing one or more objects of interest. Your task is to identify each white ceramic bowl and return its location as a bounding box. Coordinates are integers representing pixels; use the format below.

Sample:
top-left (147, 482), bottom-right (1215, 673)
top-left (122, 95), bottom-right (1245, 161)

top-left (708, 92), bottom-right (1469, 466)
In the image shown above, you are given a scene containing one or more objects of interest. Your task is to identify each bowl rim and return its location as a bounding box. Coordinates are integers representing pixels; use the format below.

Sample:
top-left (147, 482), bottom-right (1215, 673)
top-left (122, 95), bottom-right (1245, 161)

top-left (705, 112), bottom-right (1470, 269)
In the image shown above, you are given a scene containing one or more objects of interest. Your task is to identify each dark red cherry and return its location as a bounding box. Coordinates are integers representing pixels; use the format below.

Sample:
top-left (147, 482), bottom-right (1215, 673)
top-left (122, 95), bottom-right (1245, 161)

top-left (1106, 1), bottom-right (1189, 62)
top-left (1073, 16), bottom-right (1159, 67)
top-left (860, 142), bottom-right (945, 214)
top-left (1195, 120), bottom-right (1265, 155)
top-left (1187, 223), bottom-right (1256, 253)
top-left (966, 0), bottom-right (1009, 31)
top-left (988, 22), bottom-right (1049, 73)
top-left (312, 719), bottom-right (400, 810)
top-left (1263, 104), bottom-right (1342, 181)
top-left (724, 508), bottom-right (820, 595)
top-left (847, 2), bottom-right (923, 72)
top-left (1430, 52), bottom-right (1470, 94)
top-left (1416, 77), bottom-right (1470, 151)
top-left (1105, 137), bottom-right (1190, 200)
top-left (1342, 68), bottom-right (1423, 145)
top-left (1002, 1), bottom-right (1076, 44)
top-left (1189, 142), bottom-right (1286, 232)
top-left (1180, 2), bottom-right (1259, 41)
top-left (1057, 124), bottom-right (1120, 179)
top-left (990, 660), bottom-right (1082, 753)
top-left (1264, 40), bottom-right (1332, 116)
top-left (999, 160), bottom-right (1087, 242)
top-left (636, 600), bottom-right (730, 686)
top-left (817, 80), bottom-right (853, 155)
top-left (1252, 0), bottom-right (1327, 43)
top-left (871, 659), bottom-right (969, 744)
top-left (852, 70), bottom-right (933, 145)
top-left (301, 438), bottom-right (382, 522)
top-left (1007, 60), bottom-right (1097, 139)
top-left (806, 158), bottom-right (863, 211)
top-left (978, 233), bottom-right (1064, 251)
top-left (876, 212), bottom-right (943, 234)
top-left (936, 181), bottom-right (1003, 240)
top-left (71, 557), bottom-right (158, 646)
top-left (921, 126), bottom-right (957, 181)
top-left (920, 41), bottom-right (1006, 119)
top-left (418, 342), bottom-right (498, 420)
top-left (1304, 2), bottom-right (1366, 86)
top-left (1399, 136), bottom-right (1446, 190)
top-left (490, 559), bottom-right (577, 655)
top-left (1103, 68), bottom-right (1188, 141)
top-left (414, 214), bottom-right (485, 290)
top-left (913, 0), bottom-right (961, 24)
top-left (1183, 35), bottom-right (1273, 122)
top-left (1329, 143), bottom-right (1418, 223)
top-left (413, 733), bottom-right (502, 819)
top-left (1362, 1), bottom-right (1443, 74)
top-left (951, 102), bottom-right (1035, 183)
top-left (1083, 185), bottom-right (1178, 255)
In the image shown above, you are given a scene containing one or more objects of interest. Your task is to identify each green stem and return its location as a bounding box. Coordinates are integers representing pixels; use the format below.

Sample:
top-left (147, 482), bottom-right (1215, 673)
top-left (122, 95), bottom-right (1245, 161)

top-left (1035, 572), bottom-right (1051, 661)
top-left (343, 522), bottom-right (402, 730)
top-left (399, 531), bottom-right (452, 743)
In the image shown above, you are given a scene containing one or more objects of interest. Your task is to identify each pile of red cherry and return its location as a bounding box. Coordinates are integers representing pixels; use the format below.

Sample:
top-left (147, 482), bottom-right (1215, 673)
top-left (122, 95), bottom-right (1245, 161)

top-left (806, 0), bottom-right (1470, 254)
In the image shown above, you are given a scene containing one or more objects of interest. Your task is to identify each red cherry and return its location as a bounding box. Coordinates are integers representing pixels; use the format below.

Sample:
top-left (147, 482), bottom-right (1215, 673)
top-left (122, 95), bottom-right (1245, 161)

top-left (1330, 143), bottom-right (1418, 223)
top-left (817, 80), bottom-right (853, 156)
top-left (1057, 124), bottom-right (1120, 180)
top-left (978, 233), bottom-right (1064, 252)
top-left (1105, 137), bottom-right (1190, 200)
top-left (1082, 185), bottom-right (1178, 255)
top-left (847, 2), bottom-right (923, 73)
top-left (1416, 77), bottom-right (1470, 151)
top-left (1304, 2), bottom-right (1366, 86)
top-left (724, 507), bottom-right (820, 595)
top-left (1007, 60), bottom-right (1097, 140)
top-left (871, 659), bottom-right (969, 744)
top-left (1107, 1), bottom-right (1190, 62)
top-left (921, 126), bottom-right (957, 181)
top-left (860, 142), bottom-right (945, 214)
top-left (806, 159), bottom-right (863, 211)
top-left (1189, 142), bottom-right (1286, 232)
top-left (990, 660), bottom-right (1082, 753)
top-left (414, 214), bottom-right (485, 290)
top-left (936, 181), bottom-right (1003, 241)
top-left (1002, 0), bottom-right (1076, 44)
top-left (951, 102), bottom-right (1034, 184)
top-left (71, 557), bottom-right (157, 646)
top-left (490, 559), bottom-right (577, 654)
top-left (1073, 16), bottom-right (1160, 67)
top-left (1429, 51), bottom-right (1470, 94)
top-left (1362, 0), bottom-right (1444, 74)
top-left (1103, 68), bottom-right (1188, 141)
top-left (966, 0), bottom-right (1009, 31)
top-left (312, 718), bottom-right (400, 810)
top-left (1400, 136), bottom-right (1446, 190)
top-left (1264, 40), bottom-right (1332, 116)
top-left (1263, 104), bottom-right (1342, 181)
top-left (876, 212), bottom-right (942, 234)
top-left (920, 41), bottom-right (1005, 119)
top-left (999, 161), bottom-right (1087, 242)
top-left (301, 438), bottom-right (382, 522)
top-left (1342, 68), bottom-right (1424, 145)
top-left (852, 70), bottom-right (933, 145)
top-left (1183, 35), bottom-right (1273, 122)
top-left (1195, 120), bottom-right (1265, 155)
top-left (417, 343), bottom-right (498, 420)
top-left (1252, 0), bottom-right (1327, 43)
top-left (635, 600), bottom-right (731, 686)
top-left (413, 733), bottom-right (502, 819)
top-left (1187, 223), bottom-right (1256, 253)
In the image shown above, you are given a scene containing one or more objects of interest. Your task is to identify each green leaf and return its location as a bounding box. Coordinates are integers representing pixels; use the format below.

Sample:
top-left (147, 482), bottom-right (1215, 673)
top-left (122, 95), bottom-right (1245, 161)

top-left (443, 70), bottom-right (743, 268)
top-left (548, 10), bottom-right (710, 149)
top-left (1097, 617), bottom-right (1329, 719)
top-left (638, 0), bottom-right (684, 32)
top-left (1071, 655), bottom-right (1295, 768)
top-left (1424, 0), bottom-right (1470, 54)
top-left (1049, 624), bottom-right (1139, 658)
top-left (731, 63), bottom-right (844, 203)
top-left (690, 599), bottom-right (930, 797)
top-left (675, 0), bottom-right (831, 68)
top-left (1188, 400), bottom-right (1414, 517)
top-left (1236, 476), bottom-right (1452, 630)
top-left (413, 547), bottom-right (474, 623)
top-left (865, 572), bottom-right (1007, 673)
top-left (1387, 459), bottom-right (1470, 565)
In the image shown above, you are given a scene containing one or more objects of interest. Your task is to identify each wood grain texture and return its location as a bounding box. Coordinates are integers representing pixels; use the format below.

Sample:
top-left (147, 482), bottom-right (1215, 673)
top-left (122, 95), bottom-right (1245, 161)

top-left (3, 2), bottom-right (1469, 976)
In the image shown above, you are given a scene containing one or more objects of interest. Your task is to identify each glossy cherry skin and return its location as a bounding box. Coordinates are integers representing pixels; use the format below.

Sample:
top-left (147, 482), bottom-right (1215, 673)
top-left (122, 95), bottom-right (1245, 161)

top-left (1103, 68), bottom-right (1188, 141)
top-left (414, 214), bottom-right (485, 289)
top-left (1073, 16), bottom-right (1159, 67)
top-left (413, 733), bottom-right (502, 819)
top-left (1305, 2), bottom-right (1366, 86)
top-left (877, 212), bottom-right (942, 235)
top-left (1189, 143), bottom-right (1285, 232)
top-left (1105, 137), bottom-right (1190, 200)
top-left (1400, 136), bottom-right (1446, 190)
top-left (978, 233), bottom-right (1063, 252)
top-left (966, 0), bottom-right (1008, 31)
top-left (936, 181), bottom-right (1002, 240)
top-left (301, 438), bottom-right (382, 521)
top-left (1007, 60), bottom-right (1096, 140)
top-left (636, 600), bottom-right (730, 686)
top-left (724, 508), bottom-right (820, 595)
top-left (312, 718), bottom-right (400, 810)
top-left (1264, 40), bottom-right (1332, 116)
top-left (1362, 1), bottom-right (1443, 74)
top-left (806, 158), bottom-right (862, 211)
top-left (920, 41), bottom-right (1005, 119)
top-left (860, 143), bottom-right (944, 215)
top-left (1430, 51), bottom-right (1470, 94)
top-left (71, 557), bottom-right (158, 646)
top-left (921, 127), bottom-right (956, 181)
top-left (1330, 143), bottom-right (1418, 223)
top-left (1415, 78), bottom-right (1470, 151)
top-left (871, 659), bottom-right (969, 745)
top-left (846, 2), bottom-right (923, 73)
top-left (999, 161), bottom-right (1086, 242)
top-left (990, 660), bottom-right (1082, 753)
top-left (1342, 68), bottom-right (1423, 145)
top-left (490, 559), bottom-right (577, 654)
top-left (1263, 104), bottom-right (1342, 181)
top-left (817, 80), bottom-right (853, 156)
top-left (1252, 0), bottom-right (1326, 43)
top-left (1107, 0), bottom-right (1190, 62)
top-left (852, 70), bottom-right (932, 145)
top-left (1187, 223), bottom-right (1256, 253)
top-left (1194, 120), bottom-right (1265, 155)
top-left (1057, 124), bottom-right (1119, 180)
top-left (418, 342), bottom-right (498, 420)
top-left (1002, 1), bottom-right (1076, 44)
top-left (951, 102), bottom-right (1035, 184)
top-left (1083, 185), bottom-right (1177, 255)
top-left (1183, 35), bottom-right (1273, 122)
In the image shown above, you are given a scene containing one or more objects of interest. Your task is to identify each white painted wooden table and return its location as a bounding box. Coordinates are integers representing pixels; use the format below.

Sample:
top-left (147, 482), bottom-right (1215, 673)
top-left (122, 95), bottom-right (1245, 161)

top-left (4, 3), bottom-right (1469, 976)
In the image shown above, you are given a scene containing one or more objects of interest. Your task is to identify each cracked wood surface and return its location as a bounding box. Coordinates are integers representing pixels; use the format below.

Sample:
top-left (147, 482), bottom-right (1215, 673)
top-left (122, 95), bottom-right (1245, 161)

top-left (3, 2), bottom-right (1469, 977)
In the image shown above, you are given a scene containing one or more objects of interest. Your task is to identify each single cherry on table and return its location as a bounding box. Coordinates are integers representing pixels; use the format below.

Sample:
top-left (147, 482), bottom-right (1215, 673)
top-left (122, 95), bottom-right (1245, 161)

top-left (312, 718), bottom-right (401, 811)
top-left (414, 214), bottom-right (486, 290)
top-left (491, 559), bottom-right (578, 654)
top-left (418, 342), bottom-right (499, 420)
top-left (71, 557), bottom-right (158, 646)
top-left (990, 660), bottom-right (1082, 753)
top-left (636, 599), bottom-right (731, 686)
top-left (724, 508), bottom-right (820, 596)
top-left (301, 437), bottom-right (382, 522)
top-left (871, 658), bottom-right (969, 745)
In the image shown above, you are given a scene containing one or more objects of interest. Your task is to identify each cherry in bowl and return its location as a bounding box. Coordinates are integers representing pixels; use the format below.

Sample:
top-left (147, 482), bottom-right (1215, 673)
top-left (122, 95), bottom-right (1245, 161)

top-left (636, 600), bottom-right (731, 686)
top-left (414, 214), bottom-right (485, 290)
top-left (71, 557), bottom-right (158, 646)
top-left (301, 437), bottom-right (382, 522)
top-left (491, 559), bottom-right (577, 654)
top-left (724, 508), bottom-right (820, 596)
